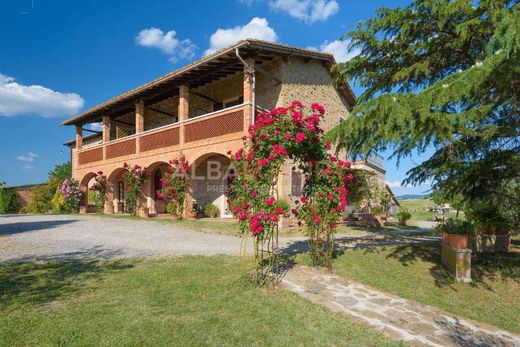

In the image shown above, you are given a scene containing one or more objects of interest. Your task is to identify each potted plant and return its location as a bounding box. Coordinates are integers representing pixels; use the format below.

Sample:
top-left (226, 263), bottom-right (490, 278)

top-left (395, 209), bottom-right (412, 226)
top-left (371, 206), bottom-right (386, 226)
top-left (436, 219), bottom-right (475, 249)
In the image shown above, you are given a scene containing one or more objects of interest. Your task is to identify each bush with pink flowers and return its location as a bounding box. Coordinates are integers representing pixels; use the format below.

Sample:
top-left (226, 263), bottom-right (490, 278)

top-left (89, 171), bottom-right (108, 209)
top-left (159, 155), bottom-right (189, 218)
top-left (60, 179), bottom-right (83, 213)
top-left (228, 101), bottom-right (355, 284)
top-left (120, 163), bottom-right (147, 215)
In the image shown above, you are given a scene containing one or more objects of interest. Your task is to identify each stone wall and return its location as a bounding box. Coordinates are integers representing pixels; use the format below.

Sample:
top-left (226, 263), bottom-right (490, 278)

top-left (275, 56), bottom-right (353, 207)
top-left (279, 56), bottom-right (351, 132)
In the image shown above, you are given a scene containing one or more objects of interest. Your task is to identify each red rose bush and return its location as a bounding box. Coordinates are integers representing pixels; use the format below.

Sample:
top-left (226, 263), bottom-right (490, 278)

top-left (228, 101), bottom-right (355, 283)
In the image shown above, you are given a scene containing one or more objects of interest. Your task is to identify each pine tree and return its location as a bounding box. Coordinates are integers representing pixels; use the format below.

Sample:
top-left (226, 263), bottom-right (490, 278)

top-left (330, 0), bottom-right (519, 228)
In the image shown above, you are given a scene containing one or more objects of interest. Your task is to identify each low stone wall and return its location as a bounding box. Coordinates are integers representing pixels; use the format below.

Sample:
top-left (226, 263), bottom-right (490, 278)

top-left (471, 234), bottom-right (510, 253)
top-left (440, 243), bottom-right (472, 283)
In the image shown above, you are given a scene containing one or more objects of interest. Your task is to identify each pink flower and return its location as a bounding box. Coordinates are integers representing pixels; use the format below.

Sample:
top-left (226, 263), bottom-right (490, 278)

top-left (311, 102), bottom-right (325, 115)
top-left (325, 140), bottom-right (332, 150)
top-left (258, 158), bottom-right (268, 167)
top-left (238, 211), bottom-right (249, 220)
top-left (291, 111), bottom-right (303, 125)
top-left (272, 144), bottom-right (288, 156)
top-left (234, 148), bottom-right (244, 161)
top-left (313, 215), bottom-right (321, 224)
top-left (290, 100), bottom-right (303, 109)
top-left (265, 196), bottom-right (276, 206)
top-left (276, 207), bottom-right (283, 215)
top-left (295, 132), bottom-right (306, 143)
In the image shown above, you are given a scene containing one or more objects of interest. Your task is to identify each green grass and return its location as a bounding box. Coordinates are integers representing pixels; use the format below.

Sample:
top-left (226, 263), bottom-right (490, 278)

top-left (398, 198), bottom-right (465, 222)
top-left (297, 238), bottom-right (520, 334)
top-left (0, 256), bottom-right (401, 346)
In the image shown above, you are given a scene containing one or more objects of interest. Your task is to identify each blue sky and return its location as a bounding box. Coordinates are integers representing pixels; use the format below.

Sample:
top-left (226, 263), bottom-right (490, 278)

top-left (0, 0), bottom-right (432, 196)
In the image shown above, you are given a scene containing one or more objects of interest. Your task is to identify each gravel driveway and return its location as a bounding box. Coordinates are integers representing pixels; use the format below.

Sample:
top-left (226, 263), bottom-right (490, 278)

top-left (0, 214), bottom-right (243, 263)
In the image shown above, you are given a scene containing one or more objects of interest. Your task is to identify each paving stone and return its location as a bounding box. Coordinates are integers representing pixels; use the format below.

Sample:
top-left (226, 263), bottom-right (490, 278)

top-left (282, 266), bottom-right (520, 347)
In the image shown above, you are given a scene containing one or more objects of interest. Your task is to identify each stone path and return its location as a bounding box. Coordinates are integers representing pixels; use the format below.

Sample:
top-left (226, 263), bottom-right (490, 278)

top-left (283, 266), bottom-right (520, 347)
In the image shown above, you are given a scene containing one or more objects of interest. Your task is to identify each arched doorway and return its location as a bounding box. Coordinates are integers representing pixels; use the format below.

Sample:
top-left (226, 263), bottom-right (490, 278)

top-left (146, 161), bottom-right (170, 215)
top-left (79, 172), bottom-right (97, 213)
top-left (191, 153), bottom-right (233, 218)
top-left (108, 168), bottom-right (128, 214)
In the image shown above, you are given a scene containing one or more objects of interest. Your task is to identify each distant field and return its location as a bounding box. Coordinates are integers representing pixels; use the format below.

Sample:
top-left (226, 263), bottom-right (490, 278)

top-left (398, 198), bottom-right (464, 222)
top-left (399, 198), bottom-right (435, 210)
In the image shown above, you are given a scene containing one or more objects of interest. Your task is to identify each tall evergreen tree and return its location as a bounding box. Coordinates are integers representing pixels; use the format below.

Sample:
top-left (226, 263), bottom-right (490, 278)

top-left (330, 0), bottom-right (519, 227)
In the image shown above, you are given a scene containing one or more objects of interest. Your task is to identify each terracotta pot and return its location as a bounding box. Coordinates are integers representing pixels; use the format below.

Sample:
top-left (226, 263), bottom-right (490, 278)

top-left (442, 232), bottom-right (469, 249)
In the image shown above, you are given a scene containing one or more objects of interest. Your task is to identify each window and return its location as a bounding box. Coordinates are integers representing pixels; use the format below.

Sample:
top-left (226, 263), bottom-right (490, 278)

top-left (291, 172), bottom-right (302, 196)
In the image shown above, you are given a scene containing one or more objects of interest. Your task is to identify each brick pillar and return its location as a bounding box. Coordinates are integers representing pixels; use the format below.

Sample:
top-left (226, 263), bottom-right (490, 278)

top-left (135, 100), bottom-right (145, 153)
top-left (243, 59), bottom-right (255, 132)
top-left (75, 125), bottom-right (83, 150)
top-left (102, 116), bottom-right (110, 160)
top-left (178, 85), bottom-right (189, 144)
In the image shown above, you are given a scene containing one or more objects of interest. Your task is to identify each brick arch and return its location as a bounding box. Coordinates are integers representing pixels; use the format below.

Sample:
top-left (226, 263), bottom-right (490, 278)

top-left (189, 152), bottom-right (233, 218)
top-left (107, 167), bottom-right (129, 214)
top-left (146, 161), bottom-right (171, 215)
top-left (79, 172), bottom-right (97, 208)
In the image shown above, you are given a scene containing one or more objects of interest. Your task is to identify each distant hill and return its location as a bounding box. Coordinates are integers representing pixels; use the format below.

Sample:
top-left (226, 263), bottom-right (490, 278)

top-left (396, 194), bottom-right (430, 200)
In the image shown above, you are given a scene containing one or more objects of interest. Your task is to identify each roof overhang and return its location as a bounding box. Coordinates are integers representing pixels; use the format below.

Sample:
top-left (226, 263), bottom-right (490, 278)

top-left (61, 39), bottom-right (356, 126)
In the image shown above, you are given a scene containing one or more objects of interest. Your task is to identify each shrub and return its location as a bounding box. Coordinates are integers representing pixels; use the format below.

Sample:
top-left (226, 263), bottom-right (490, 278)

top-left (120, 163), bottom-right (147, 215)
top-left (372, 206), bottom-right (384, 215)
top-left (396, 210), bottom-right (412, 222)
top-left (51, 190), bottom-right (68, 213)
top-left (60, 179), bottom-right (83, 213)
top-left (27, 184), bottom-right (54, 213)
top-left (202, 203), bottom-right (220, 218)
top-left (0, 188), bottom-right (19, 214)
top-left (436, 218), bottom-right (475, 235)
top-left (274, 199), bottom-right (290, 216)
top-left (160, 156), bottom-right (189, 218)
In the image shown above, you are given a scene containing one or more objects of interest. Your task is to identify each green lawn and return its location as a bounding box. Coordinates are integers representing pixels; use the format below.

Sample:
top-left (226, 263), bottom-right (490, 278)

top-left (298, 238), bottom-right (520, 334)
top-left (0, 256), bottom-right (401, 346)
top-left (398, 198), bottom-right (465, 222)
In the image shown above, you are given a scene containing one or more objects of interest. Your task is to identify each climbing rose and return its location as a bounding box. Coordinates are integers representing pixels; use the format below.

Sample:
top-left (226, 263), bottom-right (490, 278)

top-left (295, 132), bottom-right (306, 143)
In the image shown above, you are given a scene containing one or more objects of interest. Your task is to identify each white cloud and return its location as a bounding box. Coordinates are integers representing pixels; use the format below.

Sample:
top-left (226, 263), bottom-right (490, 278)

top-left (386, 180), bottom-right (403, 189)
top-left (205, 17), bottom-right (278, 56)
top-left (17, 152), bottom-right (38, 162)
top-left (318, 40), bottom-right (360, 63)
top-left (87, 122), bottom-right (103, 131)
top-left (0, 74), bottom-right (84, 117)
top-left (269, 0), bottom-right (339, 23)
top-left (136, 28), bottom-right (197, 62)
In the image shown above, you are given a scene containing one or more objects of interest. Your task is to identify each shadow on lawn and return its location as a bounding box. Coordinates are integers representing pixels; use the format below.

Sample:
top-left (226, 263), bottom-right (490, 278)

top-left (386, 242), bottom-right (520, 289)
top-left (0, 250), bottom-right (133, 308)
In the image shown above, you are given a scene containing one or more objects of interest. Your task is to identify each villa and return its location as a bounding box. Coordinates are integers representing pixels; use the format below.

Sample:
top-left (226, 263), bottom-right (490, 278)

top-left (62, 39), bottom-right (382, 218)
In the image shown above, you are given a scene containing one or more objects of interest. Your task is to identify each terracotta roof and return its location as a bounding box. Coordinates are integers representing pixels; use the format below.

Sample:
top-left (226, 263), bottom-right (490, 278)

top-left (61, 39), bottom-right (356, 126)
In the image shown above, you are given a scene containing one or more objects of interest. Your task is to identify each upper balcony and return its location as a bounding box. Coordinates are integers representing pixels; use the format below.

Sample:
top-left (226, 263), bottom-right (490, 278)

top-left (351, 153), bottom-right (385, 173)
top-left (73, 103), bottom-right (250, 167)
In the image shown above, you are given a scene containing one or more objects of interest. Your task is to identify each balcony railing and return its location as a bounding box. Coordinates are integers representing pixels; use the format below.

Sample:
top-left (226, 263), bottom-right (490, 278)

top-left (77, 104), bottom-right (248, 166)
